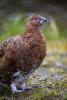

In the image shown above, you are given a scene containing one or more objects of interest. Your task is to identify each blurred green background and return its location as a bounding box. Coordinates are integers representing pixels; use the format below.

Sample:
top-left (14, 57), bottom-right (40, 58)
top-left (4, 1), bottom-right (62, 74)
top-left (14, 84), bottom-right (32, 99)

top-left (0, 0), bottom-right (67, 42)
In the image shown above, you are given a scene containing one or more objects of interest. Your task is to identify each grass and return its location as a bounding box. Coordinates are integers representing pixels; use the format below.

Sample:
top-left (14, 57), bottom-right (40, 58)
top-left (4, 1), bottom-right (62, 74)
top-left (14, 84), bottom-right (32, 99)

top-left (0, 81), bottom-right (67, 100)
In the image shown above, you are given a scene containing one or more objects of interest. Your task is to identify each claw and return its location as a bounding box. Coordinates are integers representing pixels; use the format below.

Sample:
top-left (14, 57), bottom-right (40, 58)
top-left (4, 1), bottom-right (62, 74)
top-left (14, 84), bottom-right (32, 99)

top-left (10, 82), bottom-right (22, 93)
top-left (20, 83), bottom-right (32, 92)
top-left (23, 87), bottom-right (32, 93)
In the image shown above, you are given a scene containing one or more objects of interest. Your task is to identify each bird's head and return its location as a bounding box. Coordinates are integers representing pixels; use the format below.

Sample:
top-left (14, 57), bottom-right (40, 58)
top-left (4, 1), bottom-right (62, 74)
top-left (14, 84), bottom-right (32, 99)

top-left (27, 15), bottom-right (48, 28)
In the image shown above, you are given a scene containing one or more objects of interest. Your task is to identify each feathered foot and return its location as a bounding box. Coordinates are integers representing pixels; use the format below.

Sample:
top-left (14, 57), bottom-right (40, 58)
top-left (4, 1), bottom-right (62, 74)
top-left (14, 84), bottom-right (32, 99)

top-left (10, 82), bottom-right (22, 93)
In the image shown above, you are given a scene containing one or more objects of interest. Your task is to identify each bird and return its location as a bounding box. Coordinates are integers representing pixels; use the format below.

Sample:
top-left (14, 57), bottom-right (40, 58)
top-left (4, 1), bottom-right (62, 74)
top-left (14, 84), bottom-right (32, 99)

top-left (0, 15), bottom-right (48, 93)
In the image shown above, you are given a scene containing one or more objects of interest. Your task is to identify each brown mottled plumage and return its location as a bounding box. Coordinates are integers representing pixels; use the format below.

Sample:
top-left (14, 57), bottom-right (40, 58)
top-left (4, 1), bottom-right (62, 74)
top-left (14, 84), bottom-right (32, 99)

top-left (0, 15), bottom-right (48, 92)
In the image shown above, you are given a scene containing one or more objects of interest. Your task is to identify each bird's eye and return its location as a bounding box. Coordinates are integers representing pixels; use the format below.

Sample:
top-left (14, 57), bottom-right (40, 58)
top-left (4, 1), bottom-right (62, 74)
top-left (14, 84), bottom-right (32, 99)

top-left (33, 18), bottom-right (38, 21)
top-left (34, 18), bottom-right (38, 20)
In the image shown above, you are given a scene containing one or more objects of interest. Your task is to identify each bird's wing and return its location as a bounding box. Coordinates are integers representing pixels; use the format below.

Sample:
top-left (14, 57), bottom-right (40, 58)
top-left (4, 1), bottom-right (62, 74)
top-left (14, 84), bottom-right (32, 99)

top-left (0, 37), bottom-right (13, 58)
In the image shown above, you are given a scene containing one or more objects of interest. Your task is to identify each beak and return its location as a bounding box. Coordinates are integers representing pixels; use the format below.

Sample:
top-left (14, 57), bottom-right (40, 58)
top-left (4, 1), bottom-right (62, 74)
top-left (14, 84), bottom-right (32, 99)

top-left (40, 17), bottom-right (48, 24)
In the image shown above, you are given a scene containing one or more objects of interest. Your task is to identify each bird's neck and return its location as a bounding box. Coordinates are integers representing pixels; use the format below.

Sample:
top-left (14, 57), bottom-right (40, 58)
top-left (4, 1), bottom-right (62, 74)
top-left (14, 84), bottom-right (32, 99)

top-left (24, 24), bottom-right (40, 35)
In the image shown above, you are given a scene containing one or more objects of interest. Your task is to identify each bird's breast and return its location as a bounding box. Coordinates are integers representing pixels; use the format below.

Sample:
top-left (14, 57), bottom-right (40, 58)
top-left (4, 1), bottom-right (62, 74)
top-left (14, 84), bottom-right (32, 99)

top-left (4, 33), bottom-right (46, 76)
top-left (20, 33), bottom-right (46, 71)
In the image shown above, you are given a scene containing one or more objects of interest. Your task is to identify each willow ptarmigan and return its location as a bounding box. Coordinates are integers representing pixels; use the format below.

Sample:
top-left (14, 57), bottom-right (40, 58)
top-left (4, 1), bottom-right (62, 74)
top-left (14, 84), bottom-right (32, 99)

top-left (0, 15), bottom-right (48, 93)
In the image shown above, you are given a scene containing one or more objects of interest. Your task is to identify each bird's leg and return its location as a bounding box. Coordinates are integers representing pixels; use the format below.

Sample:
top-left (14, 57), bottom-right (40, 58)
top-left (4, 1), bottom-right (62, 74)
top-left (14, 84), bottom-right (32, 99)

top-left (20, 83), bottom-right (28, 92)
top-left (10, 82), bottom-right (22, 93)
top-left (13, 73), bottom-right (30, 92)
top-left (10, 71), bottom-right (22, 93)
top-left (17, 74), bottom-right (29, 92)
top-left (11, 71), bottom-right (32, 93)
top-left (19, 75), bottom-right (32, 92)
top-left (19, 82), bottom-right (32, 92)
